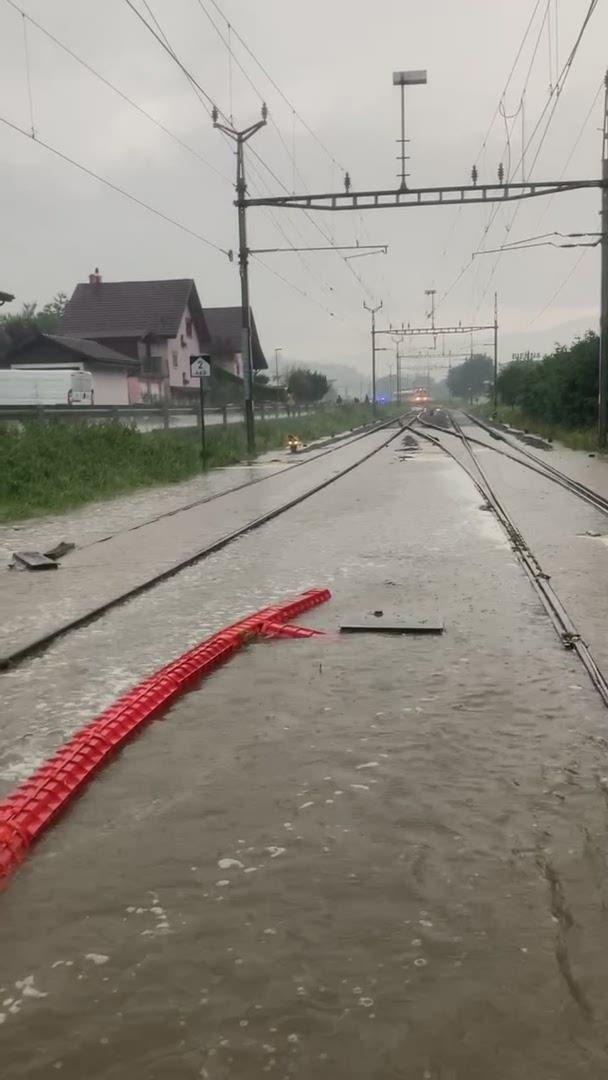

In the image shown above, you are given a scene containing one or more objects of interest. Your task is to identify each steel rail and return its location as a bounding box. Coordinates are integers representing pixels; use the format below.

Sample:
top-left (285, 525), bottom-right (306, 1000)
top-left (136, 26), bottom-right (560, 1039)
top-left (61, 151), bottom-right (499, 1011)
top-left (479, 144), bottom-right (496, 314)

top-left (84, 414), bottom-right (406, 550)
top-left (411, 419), bottom-right (608, 707)
top-left (463, 411), bottom-right (608, 514)
top-left (418, 411), bottom-right (608, 517)
top-left (0, 417), bottom-right (411, 672)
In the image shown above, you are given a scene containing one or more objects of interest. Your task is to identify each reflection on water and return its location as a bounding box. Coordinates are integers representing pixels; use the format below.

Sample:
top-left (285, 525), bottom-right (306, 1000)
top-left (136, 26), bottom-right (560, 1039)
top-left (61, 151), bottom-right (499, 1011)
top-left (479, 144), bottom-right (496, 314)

top-left (2, 439), bottom-right (608, 1078)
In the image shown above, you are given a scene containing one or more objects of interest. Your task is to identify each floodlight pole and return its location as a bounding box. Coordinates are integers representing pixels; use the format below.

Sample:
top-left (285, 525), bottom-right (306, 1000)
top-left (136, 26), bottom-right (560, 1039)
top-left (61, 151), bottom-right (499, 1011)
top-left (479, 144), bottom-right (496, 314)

top-left (392, 70), bottom-right (427, 191)
top-left (399, 82), bottom-right (407, 191)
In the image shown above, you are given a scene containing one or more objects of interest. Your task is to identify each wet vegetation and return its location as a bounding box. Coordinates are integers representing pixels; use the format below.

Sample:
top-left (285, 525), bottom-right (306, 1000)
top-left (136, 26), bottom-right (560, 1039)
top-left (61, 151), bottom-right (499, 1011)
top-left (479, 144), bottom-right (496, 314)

top-left (497, 332), bottom-right (598, 426)
top-left (0, 403), bottom-right (392, 522)
top-left (472, 331), bottom-right (600, 450)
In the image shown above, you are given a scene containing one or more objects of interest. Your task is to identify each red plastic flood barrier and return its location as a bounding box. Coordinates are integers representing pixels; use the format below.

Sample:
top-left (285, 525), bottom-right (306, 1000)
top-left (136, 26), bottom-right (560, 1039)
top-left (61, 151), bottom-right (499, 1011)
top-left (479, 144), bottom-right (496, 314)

top-left (0, 587), bottom-right (330, 882)
top-left (259, 620), bottom-right (326, 639)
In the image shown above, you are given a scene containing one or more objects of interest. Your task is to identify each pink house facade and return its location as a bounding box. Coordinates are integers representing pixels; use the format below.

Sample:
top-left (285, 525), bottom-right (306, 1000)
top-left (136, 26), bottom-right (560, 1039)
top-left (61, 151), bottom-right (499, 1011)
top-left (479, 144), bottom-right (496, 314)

top-left (60, 273), bottom-right (211, 404)
top-left (60, 273), bottom-right (268, 403)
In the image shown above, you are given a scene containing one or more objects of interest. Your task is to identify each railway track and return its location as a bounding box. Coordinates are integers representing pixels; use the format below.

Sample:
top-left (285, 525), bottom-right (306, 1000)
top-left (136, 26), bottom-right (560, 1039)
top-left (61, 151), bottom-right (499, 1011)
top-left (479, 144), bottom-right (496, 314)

top-left (0, 414), bottom-right (411, 671)
top-left (411, 416), bottom-right (608, 708)
top-left (418, 409), bottom-right (608, 518)
top-left (86, 415), bottom-right (401, 550)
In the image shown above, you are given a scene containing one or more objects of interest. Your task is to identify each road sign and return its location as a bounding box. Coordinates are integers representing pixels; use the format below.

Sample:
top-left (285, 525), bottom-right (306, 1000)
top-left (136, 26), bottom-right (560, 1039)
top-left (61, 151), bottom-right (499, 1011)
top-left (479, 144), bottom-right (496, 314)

top-left (189, 355), bottom-right (211, 378)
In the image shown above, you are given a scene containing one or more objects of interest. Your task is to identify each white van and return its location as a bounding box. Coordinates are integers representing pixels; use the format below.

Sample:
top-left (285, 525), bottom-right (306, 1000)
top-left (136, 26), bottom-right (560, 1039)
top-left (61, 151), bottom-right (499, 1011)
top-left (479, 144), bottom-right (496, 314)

top-left (0, 368), bottom-right (94, 406)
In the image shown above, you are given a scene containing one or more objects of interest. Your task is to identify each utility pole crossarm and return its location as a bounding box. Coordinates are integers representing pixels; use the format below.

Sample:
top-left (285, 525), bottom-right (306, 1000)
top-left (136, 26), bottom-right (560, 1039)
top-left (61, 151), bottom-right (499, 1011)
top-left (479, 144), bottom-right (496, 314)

top-left (243, 179), bottom-right (602, 211)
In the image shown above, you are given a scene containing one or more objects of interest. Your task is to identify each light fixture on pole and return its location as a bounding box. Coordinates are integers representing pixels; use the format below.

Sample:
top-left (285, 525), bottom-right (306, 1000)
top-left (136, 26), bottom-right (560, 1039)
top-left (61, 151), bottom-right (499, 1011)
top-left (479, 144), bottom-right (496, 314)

top-left (392, 70), bottom-right (427, 191)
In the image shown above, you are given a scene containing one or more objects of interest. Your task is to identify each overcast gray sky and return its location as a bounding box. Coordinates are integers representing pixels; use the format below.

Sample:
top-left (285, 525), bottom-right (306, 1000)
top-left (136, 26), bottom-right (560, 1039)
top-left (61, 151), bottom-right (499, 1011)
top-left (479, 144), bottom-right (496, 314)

top-left (1, 0), bottom-right (606, 383)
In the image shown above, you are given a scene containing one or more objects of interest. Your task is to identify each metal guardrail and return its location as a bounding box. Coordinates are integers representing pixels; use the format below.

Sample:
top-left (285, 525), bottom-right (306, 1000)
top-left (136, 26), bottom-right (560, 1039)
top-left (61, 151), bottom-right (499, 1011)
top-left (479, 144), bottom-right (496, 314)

top-left (0, 402), bottom-right (308, 425)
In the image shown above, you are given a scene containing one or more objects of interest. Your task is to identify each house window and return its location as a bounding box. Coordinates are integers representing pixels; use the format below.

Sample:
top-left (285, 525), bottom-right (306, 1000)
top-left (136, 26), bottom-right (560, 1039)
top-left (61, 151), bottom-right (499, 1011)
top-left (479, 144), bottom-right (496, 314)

top-left (142, 355), bottom-right (163, 376)
top-left (172, 350), bottom-right (178, 369)
top-left (185, 317), bottom-right (193, 338)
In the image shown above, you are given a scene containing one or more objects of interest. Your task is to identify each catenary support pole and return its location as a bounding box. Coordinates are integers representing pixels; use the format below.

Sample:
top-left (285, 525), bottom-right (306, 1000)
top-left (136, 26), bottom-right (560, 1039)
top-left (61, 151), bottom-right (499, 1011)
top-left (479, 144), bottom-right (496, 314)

top-left (493, 293), bottom-right (499, 415)
top-left (364, 300), bottom-right (383, 418)
top-left (213, 104), bottom-right (268, 456)
top-left (599, 72), bottom-right (608, 448)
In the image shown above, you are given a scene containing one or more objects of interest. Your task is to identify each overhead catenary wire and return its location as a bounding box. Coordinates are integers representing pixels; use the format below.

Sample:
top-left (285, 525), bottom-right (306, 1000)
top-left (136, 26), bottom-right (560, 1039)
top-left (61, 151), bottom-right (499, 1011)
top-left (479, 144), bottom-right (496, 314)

top-left (123, 0), bottom-right (219, 116)
top-left (251, 253), bottom-right (341, 321)
top-left (472, 0), bottom-right (601, 318)
top-left (193, 0), bottom-right (312, 192)
top-left (3, 0), bottom-right (232, 184)
top-left (526, 246), bottom-right (591, 327)
top-left (434, 0), bottom-right (545, 310)
top-left (122, 0), bottom-right (357, 315)
top-left (464, 0), bottom-right (555, 307)
top-left (437, 0), bottom-right (598, 320)
top-left (190, 0), bottom-right (378, 300)
top-left (206, 0), bottom-right (347, 175)
top-left (534, 77), bottom-right (604, 229)
top-left (21, 11), bottom-right (35, 137)
top-left (0, 113), bottom-right (230, 256)
top-left (125, 0), bottom-right (378, 306)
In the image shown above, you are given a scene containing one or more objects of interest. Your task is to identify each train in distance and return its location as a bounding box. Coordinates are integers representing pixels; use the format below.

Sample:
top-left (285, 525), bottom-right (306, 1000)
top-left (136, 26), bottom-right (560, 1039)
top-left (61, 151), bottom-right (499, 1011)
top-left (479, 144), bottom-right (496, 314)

top-left (401, 386), bottom-right (430, 405)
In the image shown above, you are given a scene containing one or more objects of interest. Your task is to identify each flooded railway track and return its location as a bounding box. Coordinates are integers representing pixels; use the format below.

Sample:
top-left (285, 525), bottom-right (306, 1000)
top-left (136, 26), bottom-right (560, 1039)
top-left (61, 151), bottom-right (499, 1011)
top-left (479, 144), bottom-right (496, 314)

top-left (0, 415), bottom-right (412, 672)
top-left (412, 415), bottom-right (608, 707)
top-left (421, 409), bottom-right (608, 517)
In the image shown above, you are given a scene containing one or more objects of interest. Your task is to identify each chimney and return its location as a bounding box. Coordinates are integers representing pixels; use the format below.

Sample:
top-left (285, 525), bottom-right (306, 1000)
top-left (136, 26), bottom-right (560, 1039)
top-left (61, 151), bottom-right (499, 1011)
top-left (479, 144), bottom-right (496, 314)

top-left (88, 267), bottom-right (102, 286)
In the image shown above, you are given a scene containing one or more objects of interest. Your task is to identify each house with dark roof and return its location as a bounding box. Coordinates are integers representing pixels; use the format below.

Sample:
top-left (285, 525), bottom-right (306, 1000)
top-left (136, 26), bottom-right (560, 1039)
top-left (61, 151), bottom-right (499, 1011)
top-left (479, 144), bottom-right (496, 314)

top-left (204, 307), bottom-right (267, 379)
top-left (2, 332), bottom-right (138, 404)
top-left (59, 271), bottom-right (211, 403)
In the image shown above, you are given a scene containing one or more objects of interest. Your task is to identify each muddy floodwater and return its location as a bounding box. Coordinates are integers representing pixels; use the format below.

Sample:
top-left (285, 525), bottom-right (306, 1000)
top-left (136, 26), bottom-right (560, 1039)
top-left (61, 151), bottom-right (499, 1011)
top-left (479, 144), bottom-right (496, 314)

top-left (2, 434), bottom-right (608, 1078)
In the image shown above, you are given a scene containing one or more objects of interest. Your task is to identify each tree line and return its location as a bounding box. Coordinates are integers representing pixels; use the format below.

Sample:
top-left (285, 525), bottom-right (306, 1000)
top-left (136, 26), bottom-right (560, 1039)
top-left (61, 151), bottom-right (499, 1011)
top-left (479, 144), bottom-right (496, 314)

top-left (0, 294), bottom-right (68, 355)
top-left (496, 331), bottom-right (598, 428)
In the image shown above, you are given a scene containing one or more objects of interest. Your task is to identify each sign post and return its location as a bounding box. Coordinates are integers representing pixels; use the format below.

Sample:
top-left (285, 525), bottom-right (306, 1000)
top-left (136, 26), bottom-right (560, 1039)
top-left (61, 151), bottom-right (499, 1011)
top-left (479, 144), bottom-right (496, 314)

top-left (190, 354), bottom-right (211, 463)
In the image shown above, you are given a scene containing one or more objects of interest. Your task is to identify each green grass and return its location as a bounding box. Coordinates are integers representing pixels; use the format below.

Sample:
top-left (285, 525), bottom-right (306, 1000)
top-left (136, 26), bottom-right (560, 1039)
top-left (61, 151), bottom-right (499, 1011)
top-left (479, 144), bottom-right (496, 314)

top-left (471, 404), bottom-right (600, 453)
top-left (0, 404), bottom-right (398, 522)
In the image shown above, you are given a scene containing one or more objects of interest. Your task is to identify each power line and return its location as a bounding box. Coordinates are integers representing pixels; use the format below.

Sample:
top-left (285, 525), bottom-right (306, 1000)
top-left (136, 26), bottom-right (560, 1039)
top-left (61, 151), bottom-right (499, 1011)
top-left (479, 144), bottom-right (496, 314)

top-left (526, 247), bottom-right (591, 326)
top-left (434, 0), bottom-right (545, 306)
top-left (194, 0), bottom-right (311, 191)
top-left (206, 0), bottom-right (347, 175)
top-left (438, 0), bottom-right (598, 319)
top-left (192, 1), bottom-right (377, 299)
top-left (3, 0), bottom-right (232, 183)
top-left (472, 0), bottom-right (601, 316)
top-left (126, 0), bottom-right (377, 302)
top-left (21, 11), bottom-right (35, 137)
top-left (251, 254), bottom-right (341, 321)
top-left (0, 113), bottom-right (230, 256)
top-left (534, 77), bottom-right (604, 228)
top-left (123, 0), bottom-right (219, 117)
